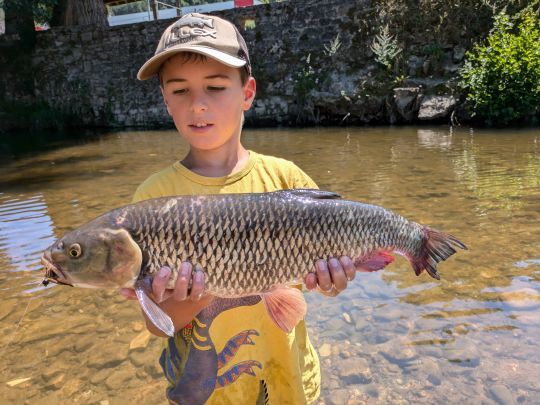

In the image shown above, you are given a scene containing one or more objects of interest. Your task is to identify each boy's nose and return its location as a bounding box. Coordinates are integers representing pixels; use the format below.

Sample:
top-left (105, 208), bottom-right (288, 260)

top-left (190, 94), bottom-right (208, 113)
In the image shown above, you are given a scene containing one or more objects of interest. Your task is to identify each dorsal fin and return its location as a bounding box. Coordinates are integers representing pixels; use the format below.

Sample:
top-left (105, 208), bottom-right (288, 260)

top-left (280, 189), bottom-right (342, 200)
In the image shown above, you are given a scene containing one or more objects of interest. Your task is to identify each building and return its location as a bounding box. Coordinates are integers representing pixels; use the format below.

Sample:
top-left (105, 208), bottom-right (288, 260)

top-left (106, 0), bottom-right (262, 27)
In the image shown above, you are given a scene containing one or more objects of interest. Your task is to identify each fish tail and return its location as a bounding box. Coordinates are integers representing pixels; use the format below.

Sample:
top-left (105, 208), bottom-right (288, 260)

top-left (410, 227), bottom-right (467, 280)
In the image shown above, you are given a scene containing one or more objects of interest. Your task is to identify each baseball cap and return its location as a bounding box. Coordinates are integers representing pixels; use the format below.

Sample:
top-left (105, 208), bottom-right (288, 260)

top-left (137, 13), bottom-right (251, 80)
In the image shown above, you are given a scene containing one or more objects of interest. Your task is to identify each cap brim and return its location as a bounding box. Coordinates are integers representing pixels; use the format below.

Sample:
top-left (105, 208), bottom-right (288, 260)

top-left (137, 45), bottom-right (247, 80)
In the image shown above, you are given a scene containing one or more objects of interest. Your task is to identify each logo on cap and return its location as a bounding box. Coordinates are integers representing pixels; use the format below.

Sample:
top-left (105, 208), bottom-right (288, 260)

top-left (166, 15), bottom-right (217, 48)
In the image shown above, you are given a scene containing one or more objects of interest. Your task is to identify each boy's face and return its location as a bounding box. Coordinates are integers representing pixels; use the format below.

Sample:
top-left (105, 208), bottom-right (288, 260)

top-left (160, 54), bottom-right (256, 152)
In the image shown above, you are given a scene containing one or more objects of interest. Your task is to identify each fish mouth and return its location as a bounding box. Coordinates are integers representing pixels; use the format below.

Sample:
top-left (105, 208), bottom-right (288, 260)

top-left (41, 252), bottom-right (73, 287)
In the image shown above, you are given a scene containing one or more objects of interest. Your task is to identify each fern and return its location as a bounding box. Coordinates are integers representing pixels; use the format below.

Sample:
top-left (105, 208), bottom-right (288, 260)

top-left (370, 25), bottom-right (402, 70)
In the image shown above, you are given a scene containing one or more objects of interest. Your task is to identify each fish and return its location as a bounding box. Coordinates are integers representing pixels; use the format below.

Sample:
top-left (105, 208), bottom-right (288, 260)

top-left (41, 189), bottom-right (467, 335)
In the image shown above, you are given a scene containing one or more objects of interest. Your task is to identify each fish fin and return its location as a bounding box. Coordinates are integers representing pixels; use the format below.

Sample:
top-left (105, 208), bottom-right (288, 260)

top-left (411, 227), bottom-right (468, 280)
top-left (355, 251), bottom-right (395, 272)
top-left (281, 189), bottom-right (342, 200)
top-left (261, 287), bottom-right (307, 333)
top-left (135, 283), bottom-right (175, 337)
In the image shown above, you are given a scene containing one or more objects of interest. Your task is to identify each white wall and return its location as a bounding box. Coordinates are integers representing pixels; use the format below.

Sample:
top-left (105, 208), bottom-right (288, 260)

top-left (108, 1), bottom-right (263, 27)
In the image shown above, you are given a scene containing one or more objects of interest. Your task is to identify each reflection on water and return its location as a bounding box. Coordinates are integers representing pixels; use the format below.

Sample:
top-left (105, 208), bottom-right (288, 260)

top-left (0, 127), bottom-right (539, 403)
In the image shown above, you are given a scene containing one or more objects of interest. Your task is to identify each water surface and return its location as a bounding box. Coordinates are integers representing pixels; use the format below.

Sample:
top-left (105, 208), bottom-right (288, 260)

top-left (0, 127), bottom-right (539, 404)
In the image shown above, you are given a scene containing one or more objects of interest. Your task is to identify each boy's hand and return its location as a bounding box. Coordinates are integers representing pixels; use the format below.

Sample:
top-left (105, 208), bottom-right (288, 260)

top-left (153, 263), bottom-right (207, 303)
top-left (120, 263), bottom-right (211, 337)
top-left (119, 262), bottom-right (207, 303)
top-left (304, 256), bottom-right (356, 297)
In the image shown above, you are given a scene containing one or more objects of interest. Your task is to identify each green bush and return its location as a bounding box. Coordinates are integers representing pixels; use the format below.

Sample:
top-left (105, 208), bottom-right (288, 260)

top-left (459, 5), bottom-right (540, 126)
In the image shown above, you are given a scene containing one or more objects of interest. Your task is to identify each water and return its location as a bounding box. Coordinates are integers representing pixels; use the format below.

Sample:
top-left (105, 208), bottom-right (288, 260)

top-left (0, 127), bottom-right (538, 404)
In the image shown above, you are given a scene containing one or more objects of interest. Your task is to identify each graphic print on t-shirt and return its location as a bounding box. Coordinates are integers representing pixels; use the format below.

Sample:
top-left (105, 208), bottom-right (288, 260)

top-left (160, 296), bottom-right (263, 405)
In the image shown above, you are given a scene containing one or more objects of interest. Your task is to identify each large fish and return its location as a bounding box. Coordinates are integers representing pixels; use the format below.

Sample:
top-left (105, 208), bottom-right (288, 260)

top-left (41, 189), bottom-right (466, 335)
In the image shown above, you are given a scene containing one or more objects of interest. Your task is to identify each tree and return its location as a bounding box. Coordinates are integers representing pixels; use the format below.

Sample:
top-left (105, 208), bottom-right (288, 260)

top-left (51, 0), bottom-right (108, 27)
top-left (2, 0), bottom-right (35, 46)
top-left (459, 4), bottom-right (540, 125)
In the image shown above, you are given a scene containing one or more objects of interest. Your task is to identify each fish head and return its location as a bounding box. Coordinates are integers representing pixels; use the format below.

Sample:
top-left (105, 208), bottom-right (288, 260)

top-left (41, 217), bottom-right (142, 289)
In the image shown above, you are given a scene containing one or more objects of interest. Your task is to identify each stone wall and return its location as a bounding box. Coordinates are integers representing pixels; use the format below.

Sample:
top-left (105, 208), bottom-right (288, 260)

top-left (0, 0), bottom-right (503, 130)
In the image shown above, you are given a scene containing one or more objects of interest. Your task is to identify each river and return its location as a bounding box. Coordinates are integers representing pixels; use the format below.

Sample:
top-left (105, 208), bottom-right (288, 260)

top-left (0, 126), bottom-right (539, 404)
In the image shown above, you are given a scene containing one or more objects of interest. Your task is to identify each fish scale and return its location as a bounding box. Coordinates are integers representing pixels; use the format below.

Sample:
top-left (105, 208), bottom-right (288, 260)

top-left (108, 190), bottom-right (431, 295)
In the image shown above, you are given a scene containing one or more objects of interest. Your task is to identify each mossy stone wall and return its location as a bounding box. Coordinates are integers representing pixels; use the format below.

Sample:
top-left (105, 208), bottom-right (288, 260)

top-left (0, 0), bottom-right (515, 130)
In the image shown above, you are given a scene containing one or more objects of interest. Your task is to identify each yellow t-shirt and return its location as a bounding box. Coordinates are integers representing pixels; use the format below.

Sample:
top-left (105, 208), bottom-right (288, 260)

top-left (133, 151), bottom-right (321, 405)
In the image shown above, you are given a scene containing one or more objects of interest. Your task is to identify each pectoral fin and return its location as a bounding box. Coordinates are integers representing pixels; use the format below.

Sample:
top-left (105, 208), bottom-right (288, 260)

top-left (135, 281), bottom-right (175, 337)
top-left (261, 287), bottom-right (307, 333)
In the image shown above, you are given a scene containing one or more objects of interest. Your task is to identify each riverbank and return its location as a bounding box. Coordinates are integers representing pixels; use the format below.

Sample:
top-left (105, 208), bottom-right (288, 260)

top-left (0, 0), bottom-right (534, 132)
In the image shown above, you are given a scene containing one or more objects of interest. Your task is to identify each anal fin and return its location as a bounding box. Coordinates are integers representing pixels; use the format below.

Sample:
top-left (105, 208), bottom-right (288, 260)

top-left (355, 251), bottom-right (395, 272)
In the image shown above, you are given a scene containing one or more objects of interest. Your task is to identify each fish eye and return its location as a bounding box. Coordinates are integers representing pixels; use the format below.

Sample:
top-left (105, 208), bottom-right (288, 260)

top-left (68, 243), bottom-right (82, 258)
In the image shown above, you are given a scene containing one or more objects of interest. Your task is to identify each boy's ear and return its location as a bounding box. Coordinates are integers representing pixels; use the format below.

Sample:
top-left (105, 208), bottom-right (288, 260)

top-left (242, 77), bottom-right (256, 111)
top-left (160, 86), bottom-right (172, 116)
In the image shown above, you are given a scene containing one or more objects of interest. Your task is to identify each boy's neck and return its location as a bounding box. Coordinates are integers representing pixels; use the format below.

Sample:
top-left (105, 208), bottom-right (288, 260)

top-left (181, 144), bottom-right (250, 178)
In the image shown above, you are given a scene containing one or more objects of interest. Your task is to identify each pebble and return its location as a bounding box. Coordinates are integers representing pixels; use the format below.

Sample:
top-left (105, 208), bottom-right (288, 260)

top-left (379, 344), bottom-right (417, 366)
top-left (132, 322), bottom-right (144, 332)
top-left (331, 345), bottom-right (340, 356)
top-left (385, 363), bottom-right (401, 374)
top-left (87, 343), bottom-right (128, 368)
top-left (326, 376), bottom-right (341, 390)
top-left (324, 318), bottom-right (349, 332)
top-left (422, 357), bottom-right (442, 386)
top-left (342, 312), bottom-right (352, 324)
top-left (337, 357), bottom-right (372, 384)
top-left (90, 368), bottom-right (112, 385)
top-left (72, 321), bottom-right (100, 335)
top-left (46, 373), bottom-right (65, 390)
top-left (446, 345), bottom-right (480, 368)
top-left (354, 316), bottom-right (370, 331)
top-left (326, 388), bottom-right (350, 405)
top-left (41, 368), bottom-right (62, 382)
top-left (144, 362), bottom-right (164, 379)
top-left (319, 343), bottom-right (332, 357)
top-left (129, 330), bottom-right (151, 350)
top-left (136, 368), bottom-right (150, 379)
top-left (453, 324), bottom-right (470, 335)
top-left (74, 336), bottom-right (94, 353)
top-left (129, 349), bottom-right (152, 367)
top-left (341, 350), bottom-right (351, 359)
top-left (105, 369), bottom-right (132, 391)
top-left (374, 307), bottom-right (402, 322)
top-left (6, 377), bottom-right (31, 387)
top-left (489, 384), bottom-right (516, 405)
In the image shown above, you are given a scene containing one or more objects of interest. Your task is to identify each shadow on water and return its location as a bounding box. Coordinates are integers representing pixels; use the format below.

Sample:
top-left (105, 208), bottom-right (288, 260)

top-left (0, 129), bottom-right (109, 162)
top-left (0, 126), bottom-right (539, 403)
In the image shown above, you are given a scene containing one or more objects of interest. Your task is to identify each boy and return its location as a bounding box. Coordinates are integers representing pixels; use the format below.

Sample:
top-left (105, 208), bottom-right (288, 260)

top-left (121, 13), bottom-right (357, 404)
